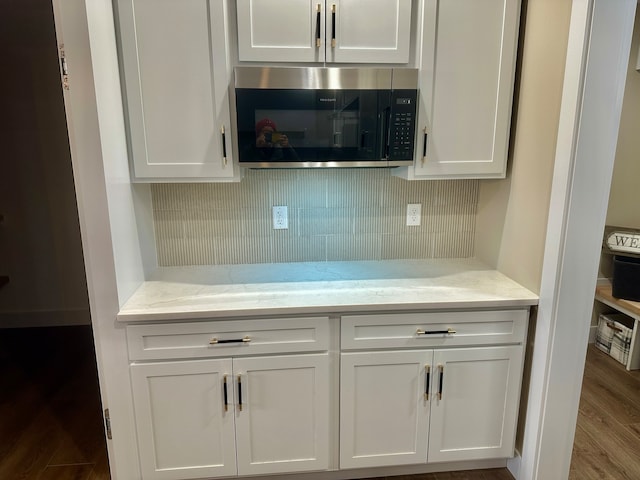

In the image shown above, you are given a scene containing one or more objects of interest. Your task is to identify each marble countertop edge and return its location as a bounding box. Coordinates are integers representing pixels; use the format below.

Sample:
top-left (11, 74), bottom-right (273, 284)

top-left (117, 298), bottom-right (539, 323)
top-left (116, 260), bottom-right (539, 323)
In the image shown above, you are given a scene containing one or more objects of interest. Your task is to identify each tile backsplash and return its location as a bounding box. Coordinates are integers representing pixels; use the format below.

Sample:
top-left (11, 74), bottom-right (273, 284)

top-left (151, 169), bottom-right (478, 266)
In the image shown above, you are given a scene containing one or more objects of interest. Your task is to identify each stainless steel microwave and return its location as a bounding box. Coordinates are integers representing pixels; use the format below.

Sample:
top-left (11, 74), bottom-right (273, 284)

top-left (234, 67), bottom-right (418, 168)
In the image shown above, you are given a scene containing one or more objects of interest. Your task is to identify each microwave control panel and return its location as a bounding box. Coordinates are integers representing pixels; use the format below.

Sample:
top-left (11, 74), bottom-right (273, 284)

top-left (389, 90), bottom-right (418, 161)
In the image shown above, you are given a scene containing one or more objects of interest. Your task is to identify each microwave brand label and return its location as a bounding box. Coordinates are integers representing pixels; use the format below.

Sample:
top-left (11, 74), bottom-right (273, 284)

top-left (319, 98), bottom-right (336, 102)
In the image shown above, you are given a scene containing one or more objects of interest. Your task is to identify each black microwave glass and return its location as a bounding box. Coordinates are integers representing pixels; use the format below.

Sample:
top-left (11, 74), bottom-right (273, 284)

top-left (234, 67), bottom-right (418, 168)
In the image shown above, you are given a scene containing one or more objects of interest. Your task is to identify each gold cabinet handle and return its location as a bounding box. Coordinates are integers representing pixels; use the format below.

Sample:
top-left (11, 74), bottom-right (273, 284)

top-left (422, 127), bottom-right (428, 165)
top-left (237, 374), bottom-right (243, 411)
top-left (221, 125), bottom-right (227, 166)
top-left (438, 364), bottom-right (444, 400)
top-left (424, 365), bottom-right (431, 400)
top-left (223, 375), bottom-right (228, 412)
top-left (209, 335), bottom-right (251, 345)
top-left (331, 4), bottom-right (336, 48)
top-left (416, 328), bottom-right (456, 336)
top-left (316, 4), bottom-right (322, 47)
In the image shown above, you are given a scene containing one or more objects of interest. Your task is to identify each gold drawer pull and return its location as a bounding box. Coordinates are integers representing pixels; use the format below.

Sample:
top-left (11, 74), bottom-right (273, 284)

top-left (209, 336), bottom-right (252, 345)
top-left (416, 328), bottom-right (456, 336)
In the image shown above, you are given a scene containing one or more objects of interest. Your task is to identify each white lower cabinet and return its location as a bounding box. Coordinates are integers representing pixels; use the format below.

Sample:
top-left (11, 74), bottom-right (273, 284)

top-left (340, 310), bottom-right (527, 469)
top-left (340, 351), bottom-right (430, 468)
top-left (128, 310), bottom-right (528, 479)
top-left (131, 359), bottom-right (237, 480)
top-left (131, 354), bottom-right (330, 480)
top-left (233, 355), bottom-right (330, 475)
top-left (428, 346), bottom-right (524, 463)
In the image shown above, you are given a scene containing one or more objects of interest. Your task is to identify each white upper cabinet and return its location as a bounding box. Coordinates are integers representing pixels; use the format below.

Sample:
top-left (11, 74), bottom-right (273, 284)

top-left (402, 0), bottom-right (521, 179)
top-left (236, 0), bottom-right (412, 64)
top-left (329, 0), bottom-right (412, 63)
top-left (117, 0), bottom-right (236, 181)
top-left (237, 0), bottom-right (326, 62)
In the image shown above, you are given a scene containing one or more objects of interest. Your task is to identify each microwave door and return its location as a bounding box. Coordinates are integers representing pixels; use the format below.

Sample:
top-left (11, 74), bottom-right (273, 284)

top-left (330, 94), bottom-right (357, 150)
top-left (330, 90), bottom-right (388, 162)
top-left (235, 87), bottom-right (393, 166)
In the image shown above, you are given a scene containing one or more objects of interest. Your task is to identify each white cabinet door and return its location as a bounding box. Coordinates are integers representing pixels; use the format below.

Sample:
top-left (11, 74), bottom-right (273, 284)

top-left (411, 0), bottom-right (520, 178)
top-left (130, 359), bottom-right (237, 480)
top-left (329, 0), bottom-right (412, 64)
top-left (117, 0), bottom-right (235, 180)
top-left (233, 354), bottom-right (330, 475)
top-left (340, 351), bottom-right (431, 468)
top-left (237, 0), bottom-right (326, 62)
top-left (428, 346), bottom-right (524, 462)
top-left (236, 0), bottom-right (411, 64)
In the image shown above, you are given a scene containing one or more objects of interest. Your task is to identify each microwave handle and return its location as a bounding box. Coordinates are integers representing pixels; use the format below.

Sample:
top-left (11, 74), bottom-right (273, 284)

top-left (381, 107), bottom-right (391, 159)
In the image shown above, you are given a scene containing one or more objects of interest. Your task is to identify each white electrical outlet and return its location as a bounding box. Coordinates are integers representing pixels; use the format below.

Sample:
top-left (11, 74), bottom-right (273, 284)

top-left (407, 203), bottom-right (422, 226)
top-left (272, 206), bottom-right (288, 230)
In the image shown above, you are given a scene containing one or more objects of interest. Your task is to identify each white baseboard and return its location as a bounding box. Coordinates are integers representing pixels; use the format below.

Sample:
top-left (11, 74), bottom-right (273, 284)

top-left (507, 452), bottom-right (521, 478)
top-left (240, 459), bottom-right (508, 480)
top-left (0, 309), bottom-right (91, 328)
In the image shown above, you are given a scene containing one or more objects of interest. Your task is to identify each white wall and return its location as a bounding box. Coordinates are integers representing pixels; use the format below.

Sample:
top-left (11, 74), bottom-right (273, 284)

top-left (473, 0), bottom-right (573, 459)
top-left (595, 10), bottom-right (640, 302)
top-left (606, 8), bottom-right (640, 229)
top-left (474, 0), bottom-right (573, 295)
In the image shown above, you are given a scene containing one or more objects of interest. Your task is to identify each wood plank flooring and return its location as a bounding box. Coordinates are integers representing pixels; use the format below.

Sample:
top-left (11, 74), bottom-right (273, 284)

top-left (569, 345), bottom-right (640, 480)
top-left (9, 327), bottom-right (637, 479)
top-left (0, 326), bottom-right (109, 480)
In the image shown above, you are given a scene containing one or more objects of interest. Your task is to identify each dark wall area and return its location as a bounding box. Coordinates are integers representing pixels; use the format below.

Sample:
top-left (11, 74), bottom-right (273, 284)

top-left (0, 0), bottom-right (89, 326)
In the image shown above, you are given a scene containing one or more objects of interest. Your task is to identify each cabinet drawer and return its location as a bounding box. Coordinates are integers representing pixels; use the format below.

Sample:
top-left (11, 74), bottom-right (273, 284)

top-left (341, 310), bottom-right (528, 350)
top-left (127, 317), bottom-right (329, 360)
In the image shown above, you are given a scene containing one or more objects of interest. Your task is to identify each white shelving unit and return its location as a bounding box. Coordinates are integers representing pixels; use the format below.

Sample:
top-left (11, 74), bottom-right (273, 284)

top-left (594, 284), bottom-right (640, 370)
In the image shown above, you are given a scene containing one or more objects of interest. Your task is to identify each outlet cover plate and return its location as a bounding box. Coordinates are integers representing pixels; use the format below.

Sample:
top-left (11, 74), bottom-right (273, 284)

top-left (407, 203), bottom-right (422, 226)
top-left (273, 206), bottom-right (288, 230)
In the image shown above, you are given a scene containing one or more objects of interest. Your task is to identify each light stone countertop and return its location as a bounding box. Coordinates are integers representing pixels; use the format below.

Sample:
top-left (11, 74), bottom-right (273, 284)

top-left (117, 259), bottom-right (539, 322)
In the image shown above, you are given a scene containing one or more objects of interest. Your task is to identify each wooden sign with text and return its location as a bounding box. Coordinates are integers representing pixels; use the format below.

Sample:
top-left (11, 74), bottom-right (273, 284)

top-left (604, 226), bottom-right (640, 257)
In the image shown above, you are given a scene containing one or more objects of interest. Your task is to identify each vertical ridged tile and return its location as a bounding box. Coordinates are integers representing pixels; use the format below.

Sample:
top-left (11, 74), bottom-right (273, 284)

top-left (299, 208), bottom-right (352, 236)
top-left (214, 237), bottom-right (271, 265)
top-left (326, 234), bottom-right (382, 261)
top-left (381, 233), bottom-right (434, 260)
top-left (151, 174), bottom-right (479, 266)
top-left (272, 234), bottom-right (327, 263)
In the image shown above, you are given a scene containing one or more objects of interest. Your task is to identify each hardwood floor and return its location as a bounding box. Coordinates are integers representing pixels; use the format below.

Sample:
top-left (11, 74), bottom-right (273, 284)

top-left (0, 326), bottom-right (513, 479)
top-left (569, 344), bottom-right (640, 480)
top-left (0, 326), bottom-right (109, 480)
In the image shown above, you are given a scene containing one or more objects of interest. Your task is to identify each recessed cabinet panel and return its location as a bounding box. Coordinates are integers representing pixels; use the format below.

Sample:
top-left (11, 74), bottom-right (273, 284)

top-left (410, 0), bottom-right (520, 179)
top-left (330, 0), bottom-right (412, 63)
top-left (428, 346), bottom-right (524, 462)
top-left (127, 317), bottom-right (330, 360)
top-left (118, 0), bottom-right (235, 180)
top-left (237, 0), bottom-right (325, 62)
top-left (341, 310), bottom-right (528, 350)
top-left (340, 351), bottom-right (430, 468)
top-left (236, 0), bottom-right (411, 64)
top-left (233, 354), bottom-right (330, 475)
top-left (130, 359), bottom-right (237, 480)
